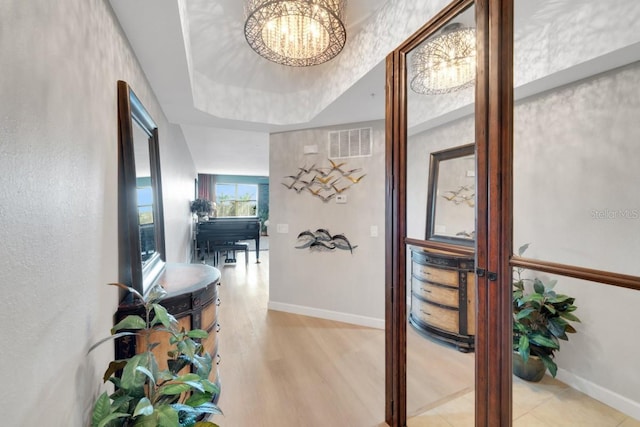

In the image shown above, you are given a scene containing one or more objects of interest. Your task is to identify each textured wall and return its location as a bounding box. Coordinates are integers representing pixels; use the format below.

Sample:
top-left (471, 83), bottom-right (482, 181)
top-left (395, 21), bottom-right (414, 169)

top-left (0, 0), bottom-right (195, 424)
top-left (513, 62), bottom-right (640, 413)
top-left (269, 121), bottom-right (386, 326)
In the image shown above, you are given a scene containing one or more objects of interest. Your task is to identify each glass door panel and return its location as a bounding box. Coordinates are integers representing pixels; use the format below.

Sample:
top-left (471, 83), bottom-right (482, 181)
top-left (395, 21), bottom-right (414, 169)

top-left (513, 0), bottom-right (640, 424)
top-left (406, 4), bottom-right (477, 425)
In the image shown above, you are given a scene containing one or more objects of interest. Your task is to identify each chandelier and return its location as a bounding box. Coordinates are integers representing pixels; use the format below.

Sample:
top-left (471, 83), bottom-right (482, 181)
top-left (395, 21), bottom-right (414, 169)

top-left (410, 23), bottom-right (476, 95)
top-left (244, 0), bottom-right (347, 67)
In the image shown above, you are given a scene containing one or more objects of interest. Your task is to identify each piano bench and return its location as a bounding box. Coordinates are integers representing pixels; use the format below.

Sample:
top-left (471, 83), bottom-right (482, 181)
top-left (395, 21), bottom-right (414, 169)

top-left (210, 243), bottom-right (249, 266)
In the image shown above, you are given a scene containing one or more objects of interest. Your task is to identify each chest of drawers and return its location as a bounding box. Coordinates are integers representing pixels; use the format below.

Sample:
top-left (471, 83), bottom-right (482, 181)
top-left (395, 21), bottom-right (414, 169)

top-left (409, 248), bottom-right (475, 352)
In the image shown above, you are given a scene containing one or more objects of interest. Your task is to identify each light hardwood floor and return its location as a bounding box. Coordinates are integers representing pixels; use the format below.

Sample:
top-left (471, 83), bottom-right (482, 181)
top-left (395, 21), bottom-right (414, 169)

top-left (206, 251), bottom-right (638, 426)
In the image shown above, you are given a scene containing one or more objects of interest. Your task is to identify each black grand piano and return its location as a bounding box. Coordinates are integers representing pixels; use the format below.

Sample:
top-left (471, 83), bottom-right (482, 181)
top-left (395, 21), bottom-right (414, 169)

top-left (196, 217), bottom-right (261, 264)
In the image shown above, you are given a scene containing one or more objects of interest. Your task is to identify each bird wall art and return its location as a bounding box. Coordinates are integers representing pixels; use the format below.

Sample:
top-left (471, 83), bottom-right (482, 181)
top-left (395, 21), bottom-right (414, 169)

top-left (295, 229), bottom-right (358, 254)
top-left (281, 159), bottom-right (365, 203)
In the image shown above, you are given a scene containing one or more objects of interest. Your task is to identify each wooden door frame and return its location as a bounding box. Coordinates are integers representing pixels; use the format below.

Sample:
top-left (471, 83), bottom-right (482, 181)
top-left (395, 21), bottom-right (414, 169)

top-left (385, 0), bottom-right (514, 425)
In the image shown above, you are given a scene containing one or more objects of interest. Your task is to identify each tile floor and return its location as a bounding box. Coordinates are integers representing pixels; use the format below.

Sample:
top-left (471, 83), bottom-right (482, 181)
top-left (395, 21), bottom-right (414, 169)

top-left (409, 375), bottom-right (640, 426)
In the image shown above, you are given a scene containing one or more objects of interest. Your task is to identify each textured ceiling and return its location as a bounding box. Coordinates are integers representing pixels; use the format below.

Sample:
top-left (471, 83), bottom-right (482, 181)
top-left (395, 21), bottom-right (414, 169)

top-left (108, 0), bottom-right (640, 175)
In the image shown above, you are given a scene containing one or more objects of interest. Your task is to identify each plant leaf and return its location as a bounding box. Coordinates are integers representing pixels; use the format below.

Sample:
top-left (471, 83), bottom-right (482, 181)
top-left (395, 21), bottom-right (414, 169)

top-left (88, 331), bottom-right (139, 354)
top-left (193, 402), bottom-right (223, 415)
top-left (533, 278), bottom-right (545, 295)
top-left (111, 315), bottom-right (146, 334)
top-left (109, 282), bottom-right (144, 301)
top-left (515, 308), bottom-right (535, 320)
top-left (121, 353), bottom-right (148, 390)
top-left (102, 360), bottom-right (128, 383)
top-left (91, 392), bottom-right (111, 427)
top-left (97, 412), bottom-right (131, 427)
top-left (185, 392), bottom-right (214, 407)
top-left (159, 382), bottom-right (192, 395)
top-left (187, 329), bottom-right (209, 339)
top-left (529, 333), bottom-right (559, 349)
top-left (560, 311), bottom-right (581, 322)
top-left (539, 354), bottom-right (558, 377)
top-left (194, 422), bottom-right (220, 427)
top-left (133, 397), bottom-right (154, 417)
top-left (136, 366), bottom-right (156, 387)
top-left (156, 404), bottom-right (180, 427)
top-left (152, 304), bottom-right (177, 330)
top-left (132, 412), bottom-right (158, 427)
top-left (517, 243), bottom-right (530, 256)
top-left (517, 335), bottom-right (530, 362)
top-left (146, 285), bottom-right (168, 304)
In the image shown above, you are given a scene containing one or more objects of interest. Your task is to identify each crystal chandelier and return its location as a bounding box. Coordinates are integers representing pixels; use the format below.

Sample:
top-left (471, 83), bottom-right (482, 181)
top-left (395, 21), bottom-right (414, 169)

top-left (410, 23), bottom-right (476, 95)
top-left (244, 0), bottom-right (347, 67)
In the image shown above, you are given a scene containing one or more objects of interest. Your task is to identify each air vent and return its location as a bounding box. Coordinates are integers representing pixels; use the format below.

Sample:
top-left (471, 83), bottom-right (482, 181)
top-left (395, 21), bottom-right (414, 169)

top-left (328, 127), bottom-right (372, 159)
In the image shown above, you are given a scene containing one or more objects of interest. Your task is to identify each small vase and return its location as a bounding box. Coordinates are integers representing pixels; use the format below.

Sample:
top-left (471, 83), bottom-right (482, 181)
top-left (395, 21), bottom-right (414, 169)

top-left (513, 352), bottom-right (546, 382)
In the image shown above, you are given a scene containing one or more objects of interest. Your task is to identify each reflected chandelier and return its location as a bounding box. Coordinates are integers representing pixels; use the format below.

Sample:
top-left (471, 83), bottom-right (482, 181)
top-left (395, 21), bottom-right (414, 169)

top-left (411, 23), bottom-right (476, 95)
top-left (244, 0), bottom-right (347, 67)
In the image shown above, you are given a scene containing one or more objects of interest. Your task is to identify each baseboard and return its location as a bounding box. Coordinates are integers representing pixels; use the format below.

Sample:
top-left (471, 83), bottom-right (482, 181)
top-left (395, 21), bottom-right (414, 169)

top-left (267, 301), bottom-right (385, 330)
top-left (556, 368), bottom-right (640, 420)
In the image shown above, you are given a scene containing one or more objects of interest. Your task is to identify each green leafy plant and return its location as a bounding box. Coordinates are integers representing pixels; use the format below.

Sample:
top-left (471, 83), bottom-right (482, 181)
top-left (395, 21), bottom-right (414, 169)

top-left (512, 244), bottom-right (580, 377)
top-left (190, 199), bottom-right (213, 214)
top-left (90, 283), bottom-right (221, 427)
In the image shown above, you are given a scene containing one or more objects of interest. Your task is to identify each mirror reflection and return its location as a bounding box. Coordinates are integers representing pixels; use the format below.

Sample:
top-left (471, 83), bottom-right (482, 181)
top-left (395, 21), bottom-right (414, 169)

top-left (427, 144), bottom-right (475, 245)
top-left (404, 4), bottom-right (477, 426)
top-left (133, 121), bottom-right (157, 265)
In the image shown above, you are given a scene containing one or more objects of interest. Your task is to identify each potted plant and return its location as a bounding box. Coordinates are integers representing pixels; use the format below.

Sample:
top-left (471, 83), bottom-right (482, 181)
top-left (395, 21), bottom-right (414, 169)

top-left (512, 244), bottom-right (580, 381)
top-left (191, 199), bottom-right (213, 220)
top-left (89, 283), bottom-right (221, 427)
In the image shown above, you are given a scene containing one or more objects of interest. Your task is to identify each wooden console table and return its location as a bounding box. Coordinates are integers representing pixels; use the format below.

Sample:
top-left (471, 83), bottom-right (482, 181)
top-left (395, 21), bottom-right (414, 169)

top-left (115, 263), bottom-right (222, 402)
top-left (409, 248), bottom-right (475, 352)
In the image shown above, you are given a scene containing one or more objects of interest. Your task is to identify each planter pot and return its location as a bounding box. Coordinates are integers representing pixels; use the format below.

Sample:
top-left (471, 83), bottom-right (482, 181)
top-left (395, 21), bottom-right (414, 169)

top-left (513, 352), bottom-right (546, 382)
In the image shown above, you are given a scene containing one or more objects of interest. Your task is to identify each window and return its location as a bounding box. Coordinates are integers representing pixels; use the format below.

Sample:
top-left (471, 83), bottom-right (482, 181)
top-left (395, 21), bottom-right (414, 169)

top-left (215, 183), bottom-right (258, 217)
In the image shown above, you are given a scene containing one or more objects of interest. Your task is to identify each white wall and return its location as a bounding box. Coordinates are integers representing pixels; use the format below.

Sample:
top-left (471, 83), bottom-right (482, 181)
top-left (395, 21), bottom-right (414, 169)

top-left (513, 62), bottom-right (640, 418)
top-left (269, 121), bottom-right (386, 327)
top-left (0, 0), bottom-right (195, 424)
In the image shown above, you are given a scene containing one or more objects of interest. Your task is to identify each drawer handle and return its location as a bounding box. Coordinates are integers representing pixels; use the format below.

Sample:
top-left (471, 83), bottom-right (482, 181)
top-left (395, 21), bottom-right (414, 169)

top-left (420, 309), bottom-right (431, 316)
top-left (216, 354), bottom-right (221, 365)
top-left (216, 323), bottom-right (221, 333)
top-left (420, 287), bottom-right (432, 293)
top-left (216, 298), bottom-right (221, 306)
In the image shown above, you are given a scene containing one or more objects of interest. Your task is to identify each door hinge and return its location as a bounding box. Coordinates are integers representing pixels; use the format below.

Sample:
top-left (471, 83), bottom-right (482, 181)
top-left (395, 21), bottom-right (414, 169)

top-left (476, 268), bottom-right (486, 277)
top-left (487, 272), bottom-right (498, 281)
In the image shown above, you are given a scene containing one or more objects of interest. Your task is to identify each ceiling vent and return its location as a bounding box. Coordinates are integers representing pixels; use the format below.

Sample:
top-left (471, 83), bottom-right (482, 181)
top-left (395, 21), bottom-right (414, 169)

top-left (328, 127), bottom-right (372, 159)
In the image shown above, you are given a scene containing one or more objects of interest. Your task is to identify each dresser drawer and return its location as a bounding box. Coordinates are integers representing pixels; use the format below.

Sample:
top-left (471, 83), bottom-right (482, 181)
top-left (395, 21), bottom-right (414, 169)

top-left (412, 277), bottom-right (458, 307)
top-left (411, 294), bottom-right (459, 333)
top-left (412, 262), bottom-right (459, 287)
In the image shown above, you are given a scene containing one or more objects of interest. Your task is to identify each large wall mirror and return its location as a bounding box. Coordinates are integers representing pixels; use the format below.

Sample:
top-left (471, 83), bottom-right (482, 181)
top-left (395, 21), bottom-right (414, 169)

top-left (425, 143), bottom-right (475, 246)
top-left (118, 80), bottom-right (166, 296)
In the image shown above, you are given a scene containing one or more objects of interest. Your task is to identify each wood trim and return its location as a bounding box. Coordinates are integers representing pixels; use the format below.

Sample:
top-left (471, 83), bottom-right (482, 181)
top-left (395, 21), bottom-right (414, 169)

top-left (385, 50), bottom-right (402, 426)
top-left (474, 0), bottom-right (490, 424)
top-left (488, 0), bottom-right (514, 424)
top-left (405, 238), bottom-right (475, 257)
top-left (510, 256), bottom-right (640, 291)
top-left (395, 0), bottom-right (475, 53)
top-left (498, 0), bottom-right (515, 422)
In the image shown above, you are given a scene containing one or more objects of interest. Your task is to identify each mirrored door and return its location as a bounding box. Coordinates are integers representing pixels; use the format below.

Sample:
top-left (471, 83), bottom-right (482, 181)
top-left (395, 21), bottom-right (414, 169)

top-left (405, 4), bottom-right (477, 426)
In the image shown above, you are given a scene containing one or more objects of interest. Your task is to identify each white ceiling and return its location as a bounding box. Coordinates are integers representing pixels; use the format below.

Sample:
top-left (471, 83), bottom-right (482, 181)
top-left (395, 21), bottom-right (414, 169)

top-left (109, 0), bottom-right (392, 175)
top-left (108, 0), bottom-right (640, 176)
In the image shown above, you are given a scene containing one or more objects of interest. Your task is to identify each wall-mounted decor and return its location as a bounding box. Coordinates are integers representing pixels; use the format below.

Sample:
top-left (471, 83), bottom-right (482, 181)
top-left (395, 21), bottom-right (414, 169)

top-left (117, 80), bottom-right (166, 296)
top-left (282, 159), bottom-right (365, 203)
top-left (426, 143), bottom-right (475, 247)
top-left (295, 229), bottom-right (358, 253)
